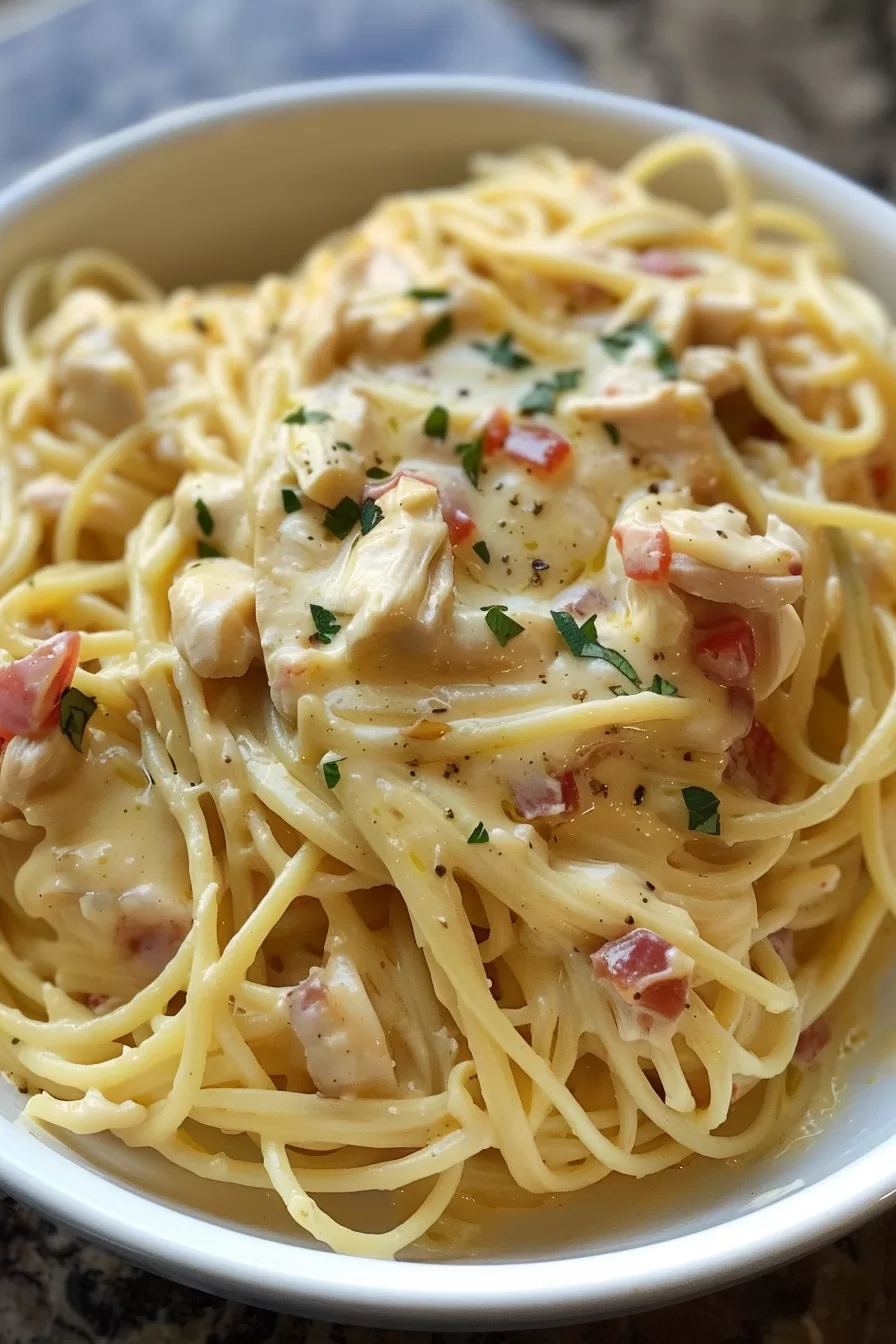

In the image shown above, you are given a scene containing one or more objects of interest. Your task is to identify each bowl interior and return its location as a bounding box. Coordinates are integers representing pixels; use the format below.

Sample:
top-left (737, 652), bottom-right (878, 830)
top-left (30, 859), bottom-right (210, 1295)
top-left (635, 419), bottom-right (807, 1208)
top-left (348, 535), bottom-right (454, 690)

top-left (1, 79), bottom-right (896, 1322)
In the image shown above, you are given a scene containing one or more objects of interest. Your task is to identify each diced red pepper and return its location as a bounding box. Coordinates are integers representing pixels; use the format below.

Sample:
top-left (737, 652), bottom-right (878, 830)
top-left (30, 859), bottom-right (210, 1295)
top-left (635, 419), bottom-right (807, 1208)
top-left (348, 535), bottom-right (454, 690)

top-left (445, 506), bottom-right (476, 545)
top-left (503, 423), bottom-right (572, 475)
top-left (693, 617), bottom-right (755, 688)
top-left (612, 521), bottom-right (672, 581)
top-left (637, 248), bottom-right (700, 278)
top-left (0, 630), bottom-right (81, 742)
top-left (482, 408), bottom-right (511, 455)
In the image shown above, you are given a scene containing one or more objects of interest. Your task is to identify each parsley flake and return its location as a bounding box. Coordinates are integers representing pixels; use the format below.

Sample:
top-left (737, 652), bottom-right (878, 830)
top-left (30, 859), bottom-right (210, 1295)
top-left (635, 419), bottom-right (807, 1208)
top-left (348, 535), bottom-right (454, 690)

top-left (283, 406), bottom-right (333, 425)
top-left (455, 437), bottom-right (483, 488)
top-left (335, 440), bottom-right (353, 452)
top-left (682, 785), bottom-right (721, 835)
top-left (424, 405), bottom-right (449, 439)
top-left (282, 487), bottom-right (302, 514)
top-left (467, 821), bottom-right (489, 844)
top-left (471, 330), bottom-right (533, 370)
top-left (197, 541), bottom-right (222, 558)
top-left (359, 498), bottom-right (384, 535)
top-left (518, 368), bottom-right (582, 416)
top-left (599, 320), bottom-right (677, 380)
top-left (321, 758), bottom-right (344, 790)
top-left (194, 498), bottom-right (214, 537)
top-left (550, 610), bottom-right (641, 687)
top-left (603, 421), bottom-right (620, 445)
top-left (482, 604), bottom-right (524, 647)
top-left (407, 287), bottom-right (450, 301)
top-left (472, 539), bottom-right (491, 564)
top-left (423, 313), bottom-right (454, 349)
top-left (650, 674), bottom-right (679, 696)
top-left (324, 496), bottom-right (361, 539)
top-left (60, 686), bottom-right (97, 752)
top-left (365, 466), bottom-right (390, 480)
top-left (310, 604), bottom-right (340, 645)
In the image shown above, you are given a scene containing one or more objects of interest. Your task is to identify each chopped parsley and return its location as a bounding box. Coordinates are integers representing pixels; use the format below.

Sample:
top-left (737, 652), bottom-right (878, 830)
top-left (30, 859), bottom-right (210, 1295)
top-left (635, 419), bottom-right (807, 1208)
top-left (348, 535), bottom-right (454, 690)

top-left (197, 541), bottom-right (222, 558)
top-left (359, 498), bottom-right (384, 535)
top-left (366, 466), bottom-right (390, 480)
top-left (310, 604), bottom-right (340, 645)
top-left (472, 539), bottom-right (491, 564)
top-left (471, 330), bottom-right (533, 370)
top-left (335, 440), bottom-right (353, 452)
top-left (482, 604), bottom-right (524, 647)
top-left (682, 785), bottom-right (721, 836)
top-left (407, 287), bottom-right (450, 300)
top-left (603, 421), bottom-right (620, 445)
top-left (423, 313), bottom-right (454, 349)
top-left (60, 686), bottom-right (97, 752)
top-left (281, 487), bottom-right (302, 514)
top-left (518, 368), bottom-right (582, 416)
top-left (321, 758), bottom-right (344, 790)
top-left (455, 437), bottom-right (483, 488)
top-left (194, 498), bottom-right (214, 537)
top-left (424, 405), bottom-right (449, 439)
top-left (599, 320), bottom-right (677, 380)
top-left (283, 406), bottom-right (333, 425)
top-left (650, 674), bottom-right (678, 696)
top-left (467, 821), bottom-right (489, 844)
top-left (324, 496), bottom-right (361, 539)
top-left (550, 610), bottom-right (641, 688)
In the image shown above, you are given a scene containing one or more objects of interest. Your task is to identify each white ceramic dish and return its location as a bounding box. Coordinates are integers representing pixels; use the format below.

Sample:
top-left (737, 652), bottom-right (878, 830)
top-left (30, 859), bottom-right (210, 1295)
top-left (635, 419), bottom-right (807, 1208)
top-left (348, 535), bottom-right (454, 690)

top-left (1, 75), bottom-right (895, 1328)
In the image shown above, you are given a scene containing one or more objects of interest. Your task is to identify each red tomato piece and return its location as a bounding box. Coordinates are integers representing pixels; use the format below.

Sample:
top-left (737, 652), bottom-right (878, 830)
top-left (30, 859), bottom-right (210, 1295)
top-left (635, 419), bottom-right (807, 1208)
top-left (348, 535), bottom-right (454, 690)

top-left (503, 423), bottom-right (572, 475)
top-left (612, 521), bottom-right (672, 581)
top-left (0, 630), bottom-right (81, 741)
top-left (693, 617), bottom-right (755, 688)
top-left (482, 408), bottom-right (511, 455)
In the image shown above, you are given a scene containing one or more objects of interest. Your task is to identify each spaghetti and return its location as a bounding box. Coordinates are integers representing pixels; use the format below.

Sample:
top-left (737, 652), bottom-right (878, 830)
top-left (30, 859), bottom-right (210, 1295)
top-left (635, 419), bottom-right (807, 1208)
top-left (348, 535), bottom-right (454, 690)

top-left (0, 134), bottom-right (894, 1258)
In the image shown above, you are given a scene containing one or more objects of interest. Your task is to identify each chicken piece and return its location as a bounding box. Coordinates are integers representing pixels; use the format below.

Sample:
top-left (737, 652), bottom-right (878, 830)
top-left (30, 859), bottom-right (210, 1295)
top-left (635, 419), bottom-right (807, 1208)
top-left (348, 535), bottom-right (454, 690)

top-left (56, 326), bottom-right (147, 437)
top-left (286, 390), bottom-right (369, 509)
top-left (570, 375), bottom-right (717, 459)
top-left (0, 727), bottom-right (79, 809)
top-left (320, 474), bottom-right (453, 661)
top-left (288, 953), bottom-right (397, 1099)
top-left (691, 292), bottom-right (754, 345)
top-left (172, 471), bottom-right (252, 564)
top-left (169, 558), bottom-right (260, 679)
top-left (337, 245), bottom-right (450, 363)
top-left (678, 345), bottom-right (743, 399)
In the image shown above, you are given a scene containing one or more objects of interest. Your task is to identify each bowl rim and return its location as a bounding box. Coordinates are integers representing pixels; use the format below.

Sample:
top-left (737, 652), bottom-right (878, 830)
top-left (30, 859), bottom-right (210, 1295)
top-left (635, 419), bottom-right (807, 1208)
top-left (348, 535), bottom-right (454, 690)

top-left (1, 72), bottom-right (895, 1326)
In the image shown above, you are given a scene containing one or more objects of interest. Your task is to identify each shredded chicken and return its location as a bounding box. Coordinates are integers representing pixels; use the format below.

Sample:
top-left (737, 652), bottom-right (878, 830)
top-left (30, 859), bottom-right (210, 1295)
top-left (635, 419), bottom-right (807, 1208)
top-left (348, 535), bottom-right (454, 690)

top-left (288, 953), bottom-right (397, 1099)
top-left (169, 558), bottom-right (260, 679)
top-left (172, 471), bottom-right (252, 564)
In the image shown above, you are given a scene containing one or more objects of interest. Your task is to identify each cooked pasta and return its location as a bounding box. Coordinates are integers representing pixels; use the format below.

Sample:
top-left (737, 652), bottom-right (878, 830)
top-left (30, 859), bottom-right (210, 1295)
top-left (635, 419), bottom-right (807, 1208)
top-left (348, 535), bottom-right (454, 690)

top-left (0, 133), bottom-right (893, 1259)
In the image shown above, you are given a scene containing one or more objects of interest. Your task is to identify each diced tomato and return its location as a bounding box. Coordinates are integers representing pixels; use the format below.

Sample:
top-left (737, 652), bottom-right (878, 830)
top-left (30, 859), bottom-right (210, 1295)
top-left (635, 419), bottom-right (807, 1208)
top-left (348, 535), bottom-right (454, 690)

top-left (693, 617), bottom-right (755, 688)
top-left (637, 248), bottom-right (700, 278)
top-left (363, 470), bottom-right (476, 547)
top-left (612, 521), bottom-right (672, 581)
top-left (503, 424), bottom-right (572, 475)
top-left (511, 770), bottom-right (579, 820)
top-left (445, 506), bottom-right (476, 545)
top-left (794, 1017), bottom-right (830, 1067)
top-left (591, 927), bottom-right (692, 1024)
top-left (726, 718), bottom-right (780, 800)
top-left (482, 408), bottom-right (511, 455)
top-left (871, 463), bottom-right (891, 497)
top-left (0, 631), bottom-right (81, 742)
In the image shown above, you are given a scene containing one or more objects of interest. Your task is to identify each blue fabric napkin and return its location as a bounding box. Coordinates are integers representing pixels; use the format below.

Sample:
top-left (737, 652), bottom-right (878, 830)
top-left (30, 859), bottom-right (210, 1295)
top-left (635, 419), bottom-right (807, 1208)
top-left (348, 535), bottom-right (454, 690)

top-left (0, 0), bottom-right (578, 186)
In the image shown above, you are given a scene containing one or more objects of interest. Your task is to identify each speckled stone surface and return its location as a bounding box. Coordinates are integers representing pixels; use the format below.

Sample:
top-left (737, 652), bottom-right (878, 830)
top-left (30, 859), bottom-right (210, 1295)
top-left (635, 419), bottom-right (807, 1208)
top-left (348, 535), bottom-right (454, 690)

top-left (0, 1), bottom-right (894, 1341)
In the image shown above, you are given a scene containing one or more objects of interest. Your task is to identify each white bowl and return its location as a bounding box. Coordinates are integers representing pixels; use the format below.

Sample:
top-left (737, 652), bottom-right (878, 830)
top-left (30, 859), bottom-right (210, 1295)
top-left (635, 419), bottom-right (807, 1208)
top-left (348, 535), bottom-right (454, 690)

top-left (1, 75), bottom-right (895, 1328)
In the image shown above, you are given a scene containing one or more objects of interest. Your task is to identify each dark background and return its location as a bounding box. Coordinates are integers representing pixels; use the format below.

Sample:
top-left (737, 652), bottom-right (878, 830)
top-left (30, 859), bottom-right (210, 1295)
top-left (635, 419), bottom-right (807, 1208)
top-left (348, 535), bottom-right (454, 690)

top-left (0, 2), bottom-right (893, 1341)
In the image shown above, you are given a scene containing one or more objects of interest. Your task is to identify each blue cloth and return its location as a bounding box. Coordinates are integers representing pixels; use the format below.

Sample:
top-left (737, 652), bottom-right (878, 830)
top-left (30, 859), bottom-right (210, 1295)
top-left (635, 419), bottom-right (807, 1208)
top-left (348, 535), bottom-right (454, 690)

top-left (0, 0), bottom-right (578, 186)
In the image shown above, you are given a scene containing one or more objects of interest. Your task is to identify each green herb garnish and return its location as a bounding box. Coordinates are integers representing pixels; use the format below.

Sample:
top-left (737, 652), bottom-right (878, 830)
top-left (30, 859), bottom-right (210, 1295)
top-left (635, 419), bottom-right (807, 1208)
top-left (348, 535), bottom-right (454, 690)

top-left (603, 421), bottom-right (620, 445)
top-left (455, 438), bottom-right (483, 488)
top-left (550, 610), bottom-right (641, 687)
top-left (518, 368), bottom-right (582, 416)
top-left (407, 287), bottom-right (450, 301)
top-left (197, 541), bottom-right (222, 559)
top-left (59, 686), bottom-right (97, 753)
top-left (424, 405), bottom-right (449, 439)
top-left (682, 785), bottom-right (720, 835)
top-left (650, 674), bottom-right (678, 696)
top-left (472, 330), bottom-right (533, 371)
top-left (472, 540), bottom-right (491, 564)
top-left (482, 604), bottom-right (524, 647)
top-left (467, 821), bottom-right (489, 844)
top-left (324, 496), bottom-right (361, 539)
top-left (194, 498), bottom-right (214, 537)
top-left (310, 604), bottom-right (340, 645)
top-left (365, 466), bottom-right (390, 480)
top-left (359, 498), bottom-right (384, 535)
top-left (283, 406), bottom-right (333, 425)
top-left (335, 440), bottom-right (353, 452)
top-left (423, 313), bottom-right (454, 349)
top-left (321, 758), bottom-right (343, 790)
top-left (599, 320), bottom-right (677, 380)
top-left (282, 487), bottom-right (302, 514)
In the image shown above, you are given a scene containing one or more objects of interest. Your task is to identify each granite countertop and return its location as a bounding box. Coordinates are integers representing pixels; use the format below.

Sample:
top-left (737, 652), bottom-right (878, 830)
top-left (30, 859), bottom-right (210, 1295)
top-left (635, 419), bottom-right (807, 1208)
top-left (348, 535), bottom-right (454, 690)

top-left (0, 1), bottom-right (894, 1340)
